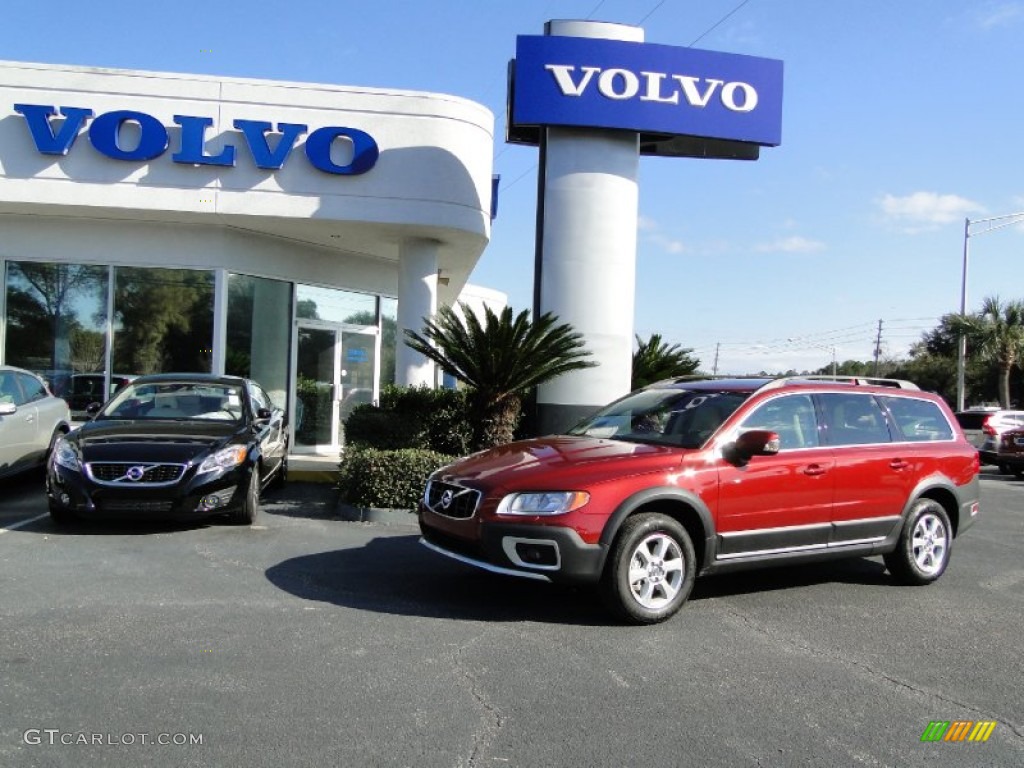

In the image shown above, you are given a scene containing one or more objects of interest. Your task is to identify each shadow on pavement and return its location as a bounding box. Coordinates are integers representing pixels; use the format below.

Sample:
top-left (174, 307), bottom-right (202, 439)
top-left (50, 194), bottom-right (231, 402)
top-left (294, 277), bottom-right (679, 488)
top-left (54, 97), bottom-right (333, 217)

top-left (265, 533), bottom-right (896, 626)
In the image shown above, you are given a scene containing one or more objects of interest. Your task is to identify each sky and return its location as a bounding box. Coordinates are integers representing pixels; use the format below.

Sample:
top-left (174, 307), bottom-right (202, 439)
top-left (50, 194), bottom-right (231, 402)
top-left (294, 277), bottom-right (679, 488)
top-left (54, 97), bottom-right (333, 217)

top-left (2, 0), bottom-right (1022, 374)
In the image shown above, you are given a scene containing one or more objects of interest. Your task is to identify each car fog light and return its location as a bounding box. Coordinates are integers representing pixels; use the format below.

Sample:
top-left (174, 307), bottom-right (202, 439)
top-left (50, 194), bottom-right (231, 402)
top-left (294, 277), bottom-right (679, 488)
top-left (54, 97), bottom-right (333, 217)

top-left (198, 486), bottom-right (236, 511)
top-left (200, 494), bottom-right (224, 511)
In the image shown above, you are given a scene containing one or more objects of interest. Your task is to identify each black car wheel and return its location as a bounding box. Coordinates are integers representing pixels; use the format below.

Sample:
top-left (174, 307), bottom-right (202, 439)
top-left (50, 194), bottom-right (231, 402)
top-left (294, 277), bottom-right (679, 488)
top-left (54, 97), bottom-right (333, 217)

top-left (884, 499), bottom-right (952, 585)
top-left (230, 465), bottom-right (261, 525)
top-left (600, 513), bottom-right (696, 625)
top-left (48, 499), bottom-right (74, 525)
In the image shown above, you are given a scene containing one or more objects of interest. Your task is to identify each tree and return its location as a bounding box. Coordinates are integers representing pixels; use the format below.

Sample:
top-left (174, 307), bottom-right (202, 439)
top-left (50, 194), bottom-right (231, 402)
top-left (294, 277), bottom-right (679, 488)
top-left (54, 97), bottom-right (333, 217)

top-left (403, 303), bottom-right (595, 449)
top-left (947, 296), bottom-right (1024, 408)
top-left (631, 334), bottom-right (700, 389)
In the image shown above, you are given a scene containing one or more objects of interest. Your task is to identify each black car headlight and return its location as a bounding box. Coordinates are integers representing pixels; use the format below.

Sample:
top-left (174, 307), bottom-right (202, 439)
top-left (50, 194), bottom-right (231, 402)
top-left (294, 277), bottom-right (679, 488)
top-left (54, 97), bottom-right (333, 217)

top-left (52, 437), bottom-right (80, 472)
top-left (197, 445), bottom-right (248, 475)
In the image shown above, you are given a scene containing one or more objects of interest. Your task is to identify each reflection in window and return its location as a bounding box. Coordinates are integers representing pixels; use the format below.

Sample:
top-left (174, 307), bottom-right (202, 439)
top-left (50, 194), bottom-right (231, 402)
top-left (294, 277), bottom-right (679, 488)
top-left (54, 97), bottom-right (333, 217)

top-left (740, 394), bottom-right (820, 450)
top-left (112, 267), bottom-right (213, 376)
top-left (380, 297), bottom-right (397, 386)
top-left (4, 261), bottom-right (108, 395)
top-left (226, 274), bottom-right (291, 408)
top-left (296, 284), bottom-right (377, 324)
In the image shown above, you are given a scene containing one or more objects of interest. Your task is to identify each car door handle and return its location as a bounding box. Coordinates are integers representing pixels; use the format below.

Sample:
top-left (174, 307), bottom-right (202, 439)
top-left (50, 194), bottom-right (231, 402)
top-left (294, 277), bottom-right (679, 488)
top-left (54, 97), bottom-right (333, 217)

top-left (890, 459), bottom-right (910, 471)
top-left (803, 464), bottom-right (828, 476)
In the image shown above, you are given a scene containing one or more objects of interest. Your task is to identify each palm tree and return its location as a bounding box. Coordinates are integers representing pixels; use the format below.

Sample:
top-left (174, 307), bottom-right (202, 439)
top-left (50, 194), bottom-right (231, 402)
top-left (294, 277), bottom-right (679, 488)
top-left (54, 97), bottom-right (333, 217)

top-left (948, 296), bottom-right (1024, 408)
top-left (403, 303), bottom-right (595, 449)
top-left (631, 334), bottom-right (700, 389)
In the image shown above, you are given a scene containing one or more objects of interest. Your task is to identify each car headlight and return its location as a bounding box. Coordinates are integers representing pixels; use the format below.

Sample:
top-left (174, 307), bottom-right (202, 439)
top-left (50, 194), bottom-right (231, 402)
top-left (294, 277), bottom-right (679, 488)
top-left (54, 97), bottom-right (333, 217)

top-left (52, 437), bottom-right (79, 471)
top-left (197, 445), bottom-right (248, 475)
top-left (496, 491), bottom-right (590, 516)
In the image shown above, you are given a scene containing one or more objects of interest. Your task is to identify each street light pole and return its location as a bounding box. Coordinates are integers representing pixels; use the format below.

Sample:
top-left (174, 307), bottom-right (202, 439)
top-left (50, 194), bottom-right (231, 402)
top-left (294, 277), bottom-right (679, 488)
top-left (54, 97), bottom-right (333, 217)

top-left (955, 211), bottom-right (1024, 412)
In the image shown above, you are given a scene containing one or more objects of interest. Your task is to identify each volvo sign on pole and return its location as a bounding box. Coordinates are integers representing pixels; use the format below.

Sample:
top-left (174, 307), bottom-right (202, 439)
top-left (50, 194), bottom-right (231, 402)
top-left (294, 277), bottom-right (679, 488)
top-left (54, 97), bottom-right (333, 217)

top-left (508, 21), bottom-right (783, 434)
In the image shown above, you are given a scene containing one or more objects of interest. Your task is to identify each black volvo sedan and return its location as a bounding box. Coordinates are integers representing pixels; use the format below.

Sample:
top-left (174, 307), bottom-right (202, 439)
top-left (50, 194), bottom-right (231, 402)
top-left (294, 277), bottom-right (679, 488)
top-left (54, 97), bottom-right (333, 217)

top-left (46, 373), bottom-right (288, 525)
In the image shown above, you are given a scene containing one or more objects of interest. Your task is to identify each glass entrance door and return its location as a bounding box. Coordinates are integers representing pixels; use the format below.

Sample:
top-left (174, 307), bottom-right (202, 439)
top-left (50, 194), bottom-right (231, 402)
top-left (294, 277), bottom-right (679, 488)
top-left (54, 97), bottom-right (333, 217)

top-left (295, 327), bottom-right (339, 452)
top-left (294, 324), bottom-right (379, 454)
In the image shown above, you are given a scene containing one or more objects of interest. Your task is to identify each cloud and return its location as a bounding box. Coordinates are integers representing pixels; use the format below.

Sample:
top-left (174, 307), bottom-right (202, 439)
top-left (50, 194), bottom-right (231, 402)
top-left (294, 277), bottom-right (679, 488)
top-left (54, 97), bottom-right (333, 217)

top-left (878, 191), bottom-right (985, 230)
top-left (976, 2), bottom-right (1024, 28)
top-left (754, 235), bottom-right (825, 254)
top-left (638, 215), bottom-right (686, 254)
top-left (648, 233), bottom-right (686, 254)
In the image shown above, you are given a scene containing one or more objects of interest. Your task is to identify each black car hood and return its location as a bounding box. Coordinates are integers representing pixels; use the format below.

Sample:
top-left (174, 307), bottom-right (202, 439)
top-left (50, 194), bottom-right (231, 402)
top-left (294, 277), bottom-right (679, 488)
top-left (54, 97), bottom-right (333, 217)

top-left (71, 420), bottom-right (242, 463)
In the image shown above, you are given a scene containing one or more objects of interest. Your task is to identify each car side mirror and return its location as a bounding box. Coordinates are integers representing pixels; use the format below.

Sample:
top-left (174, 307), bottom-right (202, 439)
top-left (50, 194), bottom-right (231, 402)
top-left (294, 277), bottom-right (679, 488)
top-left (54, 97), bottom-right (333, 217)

top-left (0, 402), bottom-right (16, 416)
top-left (255, 407), bottom-right (273, 422)
top-left (86, 402), bottom-right (102, 417)
top-left (724, 429), bottom-right (781, 465)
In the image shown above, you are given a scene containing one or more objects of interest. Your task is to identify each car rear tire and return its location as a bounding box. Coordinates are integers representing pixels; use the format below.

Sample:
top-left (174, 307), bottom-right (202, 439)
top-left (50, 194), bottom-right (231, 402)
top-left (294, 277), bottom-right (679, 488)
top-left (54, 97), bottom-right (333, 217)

top-left (230, 466), bottom-right (261, 525)
top-left (600, 513), bottom-right (696, 624)
top-left (883, 499), bottom-right (952, 585)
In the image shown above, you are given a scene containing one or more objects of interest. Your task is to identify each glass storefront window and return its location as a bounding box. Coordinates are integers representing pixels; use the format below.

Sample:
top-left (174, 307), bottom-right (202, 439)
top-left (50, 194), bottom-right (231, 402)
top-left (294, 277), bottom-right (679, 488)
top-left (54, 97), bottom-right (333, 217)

top-left (380, 296), bottom-right (397, 386)
top-left (226, 273), bottom-right (291, 409)
top-left (4, 261), bottom-right (109, 396)
top-left (112, 266), bottom-right (214, 376)
top-left (296, 284), bottom-right (376, 325)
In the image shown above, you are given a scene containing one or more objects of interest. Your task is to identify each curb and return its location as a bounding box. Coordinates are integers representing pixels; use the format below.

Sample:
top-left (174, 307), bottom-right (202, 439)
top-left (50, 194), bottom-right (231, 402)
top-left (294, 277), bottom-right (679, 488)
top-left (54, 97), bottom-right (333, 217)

top-left (336, 502), bottom-right (416, 525)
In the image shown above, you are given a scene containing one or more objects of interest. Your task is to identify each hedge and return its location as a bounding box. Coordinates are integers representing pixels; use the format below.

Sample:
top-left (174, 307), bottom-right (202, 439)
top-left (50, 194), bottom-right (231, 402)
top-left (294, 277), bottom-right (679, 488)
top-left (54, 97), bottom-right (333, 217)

top-left (337, 446), bottom-right (455, 510)
top-left (344, 385), bottom-right (472, 456)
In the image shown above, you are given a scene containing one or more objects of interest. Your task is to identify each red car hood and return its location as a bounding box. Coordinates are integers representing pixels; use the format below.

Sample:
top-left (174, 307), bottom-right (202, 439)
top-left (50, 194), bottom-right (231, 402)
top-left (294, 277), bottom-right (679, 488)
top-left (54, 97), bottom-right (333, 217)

top-left (433, 435), bottom-right (685, 492)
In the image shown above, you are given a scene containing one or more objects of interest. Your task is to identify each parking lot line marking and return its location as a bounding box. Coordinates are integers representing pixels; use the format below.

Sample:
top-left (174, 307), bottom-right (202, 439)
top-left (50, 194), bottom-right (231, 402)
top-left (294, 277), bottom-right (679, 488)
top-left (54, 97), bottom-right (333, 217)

top-left (0, 513), bottom-right (49, 534)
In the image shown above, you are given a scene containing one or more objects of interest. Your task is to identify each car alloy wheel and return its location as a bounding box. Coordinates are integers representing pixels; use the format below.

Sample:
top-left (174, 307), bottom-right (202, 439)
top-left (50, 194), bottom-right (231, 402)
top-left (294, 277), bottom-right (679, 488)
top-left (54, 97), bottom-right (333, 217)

top-left (884, 499), bottom-right (951, 585)
top-left (601, 513), bottom-right (696, 624)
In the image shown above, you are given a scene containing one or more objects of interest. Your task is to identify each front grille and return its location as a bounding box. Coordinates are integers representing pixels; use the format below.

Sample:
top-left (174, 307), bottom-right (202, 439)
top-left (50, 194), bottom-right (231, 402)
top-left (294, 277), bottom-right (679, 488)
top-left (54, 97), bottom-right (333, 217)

top-left (86, 462), bottom-right (187, 486)
top-left (424, 480), bottom-right (480, 519)
top-left (98, 499), bottom-right (175, 513)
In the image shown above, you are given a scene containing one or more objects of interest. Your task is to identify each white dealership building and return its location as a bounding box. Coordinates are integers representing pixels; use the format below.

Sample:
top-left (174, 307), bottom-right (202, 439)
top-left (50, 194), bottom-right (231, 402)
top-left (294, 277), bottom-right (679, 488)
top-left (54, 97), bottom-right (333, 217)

top-left (0, 60), bottom-right (496, 454)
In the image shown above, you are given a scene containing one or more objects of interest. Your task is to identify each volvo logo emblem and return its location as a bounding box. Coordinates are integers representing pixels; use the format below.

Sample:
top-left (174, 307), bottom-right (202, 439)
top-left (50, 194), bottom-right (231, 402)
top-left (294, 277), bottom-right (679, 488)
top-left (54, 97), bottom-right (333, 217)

top-left (440, 490), bottom-right (454, 509)
top-left (126, 466), bottom-right (147, 482)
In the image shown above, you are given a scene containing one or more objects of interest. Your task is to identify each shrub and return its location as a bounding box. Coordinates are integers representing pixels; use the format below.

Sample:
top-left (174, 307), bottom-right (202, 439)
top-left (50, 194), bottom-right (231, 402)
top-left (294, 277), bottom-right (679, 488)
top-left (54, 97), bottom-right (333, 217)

top-left (344, 385), bottom-right (472, 456)
top-left (337, 447), bottom-right (456, 510)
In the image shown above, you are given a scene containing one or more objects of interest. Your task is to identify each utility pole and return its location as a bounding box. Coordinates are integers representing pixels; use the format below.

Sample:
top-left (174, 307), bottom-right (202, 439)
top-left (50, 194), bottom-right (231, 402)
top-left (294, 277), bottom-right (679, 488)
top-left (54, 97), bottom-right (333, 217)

top-left (873, 319), bottom-right (883, 375)
top-left (712, 342), bottom-right (720, 376)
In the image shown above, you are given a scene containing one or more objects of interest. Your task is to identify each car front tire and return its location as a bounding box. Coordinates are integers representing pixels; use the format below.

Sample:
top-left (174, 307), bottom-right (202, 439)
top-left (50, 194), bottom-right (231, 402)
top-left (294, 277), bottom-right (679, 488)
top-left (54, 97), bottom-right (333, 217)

top-left (884, 499), bottom-right (952, 585)
top-left (48, 500), bottom-right (74, 525)
top-left (600, 513), bottom-right (696, 625)
top-left (229, 466), bottom-right (261, 525)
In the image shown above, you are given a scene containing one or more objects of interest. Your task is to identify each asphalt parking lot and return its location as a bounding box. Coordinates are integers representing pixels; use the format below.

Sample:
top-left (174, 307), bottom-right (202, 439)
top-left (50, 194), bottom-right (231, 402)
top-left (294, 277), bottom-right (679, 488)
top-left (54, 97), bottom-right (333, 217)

top-left (0, 469), bottom-right (1022, 767)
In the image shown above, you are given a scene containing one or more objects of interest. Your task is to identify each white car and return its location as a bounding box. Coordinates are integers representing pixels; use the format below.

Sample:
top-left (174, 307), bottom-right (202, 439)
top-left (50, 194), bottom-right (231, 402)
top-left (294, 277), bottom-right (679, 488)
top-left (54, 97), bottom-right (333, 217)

top-left (0, 365), bottom-right (72, 479)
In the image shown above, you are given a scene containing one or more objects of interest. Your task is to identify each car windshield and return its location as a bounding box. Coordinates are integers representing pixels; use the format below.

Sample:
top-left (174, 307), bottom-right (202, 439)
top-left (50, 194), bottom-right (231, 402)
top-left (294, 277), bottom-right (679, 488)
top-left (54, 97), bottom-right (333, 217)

top-left (567, 388), bottom-right (750, 448)
top-left (97, 381), bottom-right (245, 423)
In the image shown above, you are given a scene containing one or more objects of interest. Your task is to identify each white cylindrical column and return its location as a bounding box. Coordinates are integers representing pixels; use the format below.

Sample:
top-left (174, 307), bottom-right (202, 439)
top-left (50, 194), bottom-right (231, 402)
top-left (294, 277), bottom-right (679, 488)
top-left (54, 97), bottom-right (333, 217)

top-left (535, 20), bottom-right (643, 434)
top-left (396, 238), bottom-right (439, 388)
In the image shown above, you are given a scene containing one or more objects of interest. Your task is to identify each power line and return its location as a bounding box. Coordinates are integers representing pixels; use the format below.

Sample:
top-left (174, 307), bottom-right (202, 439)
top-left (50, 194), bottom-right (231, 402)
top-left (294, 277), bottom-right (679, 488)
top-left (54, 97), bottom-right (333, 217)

top-left (637, 0), bottom-right (670, 25)
top-left (689, 0), bottom-right (755, 47)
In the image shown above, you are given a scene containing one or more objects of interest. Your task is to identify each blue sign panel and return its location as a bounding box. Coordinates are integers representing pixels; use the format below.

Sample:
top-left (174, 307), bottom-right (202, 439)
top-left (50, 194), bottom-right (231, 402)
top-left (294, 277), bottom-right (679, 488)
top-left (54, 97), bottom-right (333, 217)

top-left (512, 35), bottom-right (783, 147)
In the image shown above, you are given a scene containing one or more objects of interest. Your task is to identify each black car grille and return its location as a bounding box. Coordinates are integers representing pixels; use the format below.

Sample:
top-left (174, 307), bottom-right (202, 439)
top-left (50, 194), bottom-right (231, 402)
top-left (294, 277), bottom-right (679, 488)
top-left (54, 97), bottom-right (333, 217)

top-left (424, 480), bottom-right (480, 519)
top-left (86, 462), bottom-right (187, 486)
top-left (98, 499), bottom-right (175, 514)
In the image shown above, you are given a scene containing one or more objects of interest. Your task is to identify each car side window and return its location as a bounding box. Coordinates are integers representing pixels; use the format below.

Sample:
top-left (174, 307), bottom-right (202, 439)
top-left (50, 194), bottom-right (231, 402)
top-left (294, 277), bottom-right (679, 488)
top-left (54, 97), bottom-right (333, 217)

top-left (17, 373), bottom-right (47, 403)
top-left (879, 396), bottom-right (953, 442)
top-left (739, 394), bottom-right (819, 450)
top-left (820, 393), bottom-right (892, 446)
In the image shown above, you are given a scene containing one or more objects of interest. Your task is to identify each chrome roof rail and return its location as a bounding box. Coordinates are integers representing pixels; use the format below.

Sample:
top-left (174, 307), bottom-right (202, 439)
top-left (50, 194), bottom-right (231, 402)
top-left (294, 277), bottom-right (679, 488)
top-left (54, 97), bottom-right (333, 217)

top-left (757, 375), bottom-right (920, 392)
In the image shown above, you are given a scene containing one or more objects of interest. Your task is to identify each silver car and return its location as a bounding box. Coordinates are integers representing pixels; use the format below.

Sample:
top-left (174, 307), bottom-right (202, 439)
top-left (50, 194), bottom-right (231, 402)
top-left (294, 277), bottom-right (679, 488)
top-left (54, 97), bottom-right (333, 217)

top-left (0, 365), bottom-right (72, 479)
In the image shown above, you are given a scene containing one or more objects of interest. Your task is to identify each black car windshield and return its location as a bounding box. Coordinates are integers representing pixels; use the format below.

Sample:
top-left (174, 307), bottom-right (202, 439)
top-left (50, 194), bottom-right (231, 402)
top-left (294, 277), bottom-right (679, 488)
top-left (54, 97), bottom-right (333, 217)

top-left (567, 388), bottom-right (750, 448)
top-left (97, 381), bottom-right (245, 423)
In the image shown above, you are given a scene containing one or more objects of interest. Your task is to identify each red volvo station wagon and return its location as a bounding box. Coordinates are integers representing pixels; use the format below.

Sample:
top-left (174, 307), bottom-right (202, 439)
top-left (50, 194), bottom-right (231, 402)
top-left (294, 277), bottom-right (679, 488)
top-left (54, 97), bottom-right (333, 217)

top-left (418, 377), bottom-right (981, 624)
